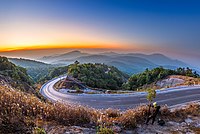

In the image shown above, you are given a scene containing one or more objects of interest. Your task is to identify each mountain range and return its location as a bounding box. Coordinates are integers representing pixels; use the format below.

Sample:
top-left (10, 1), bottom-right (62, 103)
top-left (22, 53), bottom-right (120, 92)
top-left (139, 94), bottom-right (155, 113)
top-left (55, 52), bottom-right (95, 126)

top-left (9, 58), bottom-right (51, 68)
top-left (39, 50), bottom-right (196, 74)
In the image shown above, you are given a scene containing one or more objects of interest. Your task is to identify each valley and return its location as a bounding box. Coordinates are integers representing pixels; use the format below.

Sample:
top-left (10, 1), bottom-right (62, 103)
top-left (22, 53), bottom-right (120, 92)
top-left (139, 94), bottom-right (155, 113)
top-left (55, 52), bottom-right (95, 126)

top-left (1, 1), bottom-right (200, 133)
top-left (0, 53), bottom-right (200, 133)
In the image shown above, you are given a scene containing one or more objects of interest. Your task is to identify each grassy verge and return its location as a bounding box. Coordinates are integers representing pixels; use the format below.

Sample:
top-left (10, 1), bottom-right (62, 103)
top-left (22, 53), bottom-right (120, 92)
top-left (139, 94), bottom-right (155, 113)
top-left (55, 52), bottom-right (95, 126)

top-left (0, 84), bottom-right (200, 133)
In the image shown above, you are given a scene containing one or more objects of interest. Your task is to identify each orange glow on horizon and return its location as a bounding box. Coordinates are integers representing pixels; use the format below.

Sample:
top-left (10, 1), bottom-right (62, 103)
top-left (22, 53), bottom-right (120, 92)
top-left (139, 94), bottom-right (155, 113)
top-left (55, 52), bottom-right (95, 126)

top-left (0, 43), bottom-right (132, 52)
top-left (0, 19), bottom-right (135, 53)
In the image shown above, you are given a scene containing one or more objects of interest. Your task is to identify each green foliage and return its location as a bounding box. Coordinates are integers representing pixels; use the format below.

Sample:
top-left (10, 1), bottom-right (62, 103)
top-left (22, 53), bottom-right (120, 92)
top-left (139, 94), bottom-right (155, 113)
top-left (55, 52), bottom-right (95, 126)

top-left (176, 67), bottom-right (199, 78)
top-left (39, 66), bottom-right (68, 83)
top-left (8, 57), bottom-right (67, 82)
top-left (124, 67), bottom-right (199, 90)
top-left (9, 58), bottom-right (49, 68)
top-left (0, 56), bottom-right (34, 88)
top-left (146, 89), bottom-right (156, 102)
top-left (68, 63), bottom-right (129, 90)
top-left (9, 58), bottom-right (52, 82)
top-left (97, 126), bottom-right (114, 134)
top-left (27, 67), bottom-right (51, 82)
top-left (33, 127), bottom-right (46, 134)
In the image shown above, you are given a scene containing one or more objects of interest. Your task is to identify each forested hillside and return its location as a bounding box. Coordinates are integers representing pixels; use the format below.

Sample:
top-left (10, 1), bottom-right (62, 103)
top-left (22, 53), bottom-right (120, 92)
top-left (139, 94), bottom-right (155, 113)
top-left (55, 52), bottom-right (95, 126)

top-left (9, 58), bottom-right (50, 68)
top-left (9, 58), bottom-right (55, 82)
top-left (123, 67), bottom-right (199, 90)
top-left (68, 62), bottom-right (129, 90)
top-left (0, 56), bottom-right (34, 93)
top-left (39, 66), bottom-right (68, 83)
top-left (8, 58), bottom-right (68, 83)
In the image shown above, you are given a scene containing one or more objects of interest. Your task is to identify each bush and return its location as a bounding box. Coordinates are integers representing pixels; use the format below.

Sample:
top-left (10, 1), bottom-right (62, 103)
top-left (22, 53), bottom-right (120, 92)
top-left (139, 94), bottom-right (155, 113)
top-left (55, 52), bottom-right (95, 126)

top-left (104, 108), bottom-right (121, 118)
top-left (119, 105), bottom-right (148, 129)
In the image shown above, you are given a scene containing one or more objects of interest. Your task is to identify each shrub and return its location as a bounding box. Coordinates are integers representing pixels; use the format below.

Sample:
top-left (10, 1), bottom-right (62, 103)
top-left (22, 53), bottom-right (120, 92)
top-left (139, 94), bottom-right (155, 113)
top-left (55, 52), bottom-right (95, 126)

top-left (119, 105), bottom-right (148, 129)
top-left (104, 108), bottom-right (121, 118)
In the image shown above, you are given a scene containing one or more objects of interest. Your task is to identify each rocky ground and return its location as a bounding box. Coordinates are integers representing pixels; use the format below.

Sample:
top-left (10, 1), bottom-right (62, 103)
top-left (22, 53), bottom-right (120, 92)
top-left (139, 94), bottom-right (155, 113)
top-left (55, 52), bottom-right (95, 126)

top-left (136, 116), bottom-right (200, 134)
top-left (43, 115), bottom-right (200, 134)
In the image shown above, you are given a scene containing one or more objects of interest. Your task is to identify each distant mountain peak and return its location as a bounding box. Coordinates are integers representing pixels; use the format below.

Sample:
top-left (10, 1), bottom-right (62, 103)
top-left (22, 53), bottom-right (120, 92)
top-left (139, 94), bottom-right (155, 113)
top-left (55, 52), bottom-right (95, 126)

top-left (67, 50), bottom-right (81, 54)
top-left (150, 53), bottom-right (170, 58)
top-left (99, 51), bottom-right (119, 56)
top-left (59, 50), bottom-right (88, 56)
top-left (39, 50), bottom-right (90, 63)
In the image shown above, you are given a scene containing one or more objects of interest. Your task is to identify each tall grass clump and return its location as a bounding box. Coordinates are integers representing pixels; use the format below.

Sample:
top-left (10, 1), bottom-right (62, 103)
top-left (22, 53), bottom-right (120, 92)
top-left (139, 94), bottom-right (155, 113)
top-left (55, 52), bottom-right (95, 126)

top-left (0, 85), bottom-right (99, 133)
top-left (119, 105), bottom-right (148, 129)
top-left (169, 103), bottom-right (200, 121)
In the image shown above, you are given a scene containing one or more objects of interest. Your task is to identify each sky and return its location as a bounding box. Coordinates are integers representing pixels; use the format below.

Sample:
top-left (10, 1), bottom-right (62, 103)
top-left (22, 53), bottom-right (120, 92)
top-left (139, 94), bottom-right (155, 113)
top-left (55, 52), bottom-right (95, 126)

top-left (0, 0), bottom-right (200, 66)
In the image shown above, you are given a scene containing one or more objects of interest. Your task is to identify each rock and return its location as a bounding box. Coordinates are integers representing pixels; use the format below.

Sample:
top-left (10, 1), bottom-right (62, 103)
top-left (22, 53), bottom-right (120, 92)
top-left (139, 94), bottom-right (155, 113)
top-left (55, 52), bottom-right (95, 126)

top-left (185, 118), bottom-right (193, 125)
top-left (123, 130), bottom-right (135, 134)
top-left (168, 121), bottom-right (180, 126)
top-left (157, 119), bottom-right (165, 126)
top-left (111, 125), bottom-right (122, 133)
top-left (195, 123), bottom-right (200, 128)
top-left (64, 126), bottom-right (96, 134)
top-left (181, 122), bottom-right (187, 127)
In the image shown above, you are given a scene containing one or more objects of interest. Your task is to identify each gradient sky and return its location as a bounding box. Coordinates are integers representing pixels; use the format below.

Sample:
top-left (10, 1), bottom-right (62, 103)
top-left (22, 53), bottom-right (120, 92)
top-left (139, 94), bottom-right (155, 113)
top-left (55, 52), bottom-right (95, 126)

top-left (0, 0), bottom-right (200, 66)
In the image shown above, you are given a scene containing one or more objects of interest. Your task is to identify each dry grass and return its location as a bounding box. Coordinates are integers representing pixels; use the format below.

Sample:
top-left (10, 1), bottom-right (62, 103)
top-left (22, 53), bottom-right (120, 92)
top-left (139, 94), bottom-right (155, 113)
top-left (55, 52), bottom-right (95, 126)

top-left (170, 75), bottom-right (200, 86)
top-left (0, 85), bottom-right (99, 133)
top-left (116, 103), bottom-right (200, 129)
top-left (104, 108), bottom-right (121, 118)
top-left (118, 105), bottom-right (148, 129)
top-left (1, 84), bottom-right (200, 133)
top-left (168, 103), bottom-right (200, 121)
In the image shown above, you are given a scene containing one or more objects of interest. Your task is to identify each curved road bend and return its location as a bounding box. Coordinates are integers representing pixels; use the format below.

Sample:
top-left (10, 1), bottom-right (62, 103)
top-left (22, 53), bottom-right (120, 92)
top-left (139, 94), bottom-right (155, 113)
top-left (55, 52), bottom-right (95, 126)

top-left (40, 76), bottom-right (200, 110)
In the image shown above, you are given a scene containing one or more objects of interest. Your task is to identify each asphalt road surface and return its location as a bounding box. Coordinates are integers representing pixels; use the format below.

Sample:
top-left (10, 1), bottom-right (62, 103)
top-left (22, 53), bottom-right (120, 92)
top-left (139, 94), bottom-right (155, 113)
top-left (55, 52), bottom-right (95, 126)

top-left (40, 76), bottom-right (200, 110)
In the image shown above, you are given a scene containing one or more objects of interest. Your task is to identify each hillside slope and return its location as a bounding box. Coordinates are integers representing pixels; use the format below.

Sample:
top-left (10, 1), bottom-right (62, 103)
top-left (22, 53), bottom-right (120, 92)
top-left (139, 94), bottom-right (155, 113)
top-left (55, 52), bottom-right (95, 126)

top-left (0, 56), bottom-right (35, 93)
top-left (8, 58), bottom-right (61, 82)
top-left (124, 67), bottom-right (199, 90)
top-left (68, 63), bottom-right (129, 90)
top-left (9, 58), bottom-right (50, 68)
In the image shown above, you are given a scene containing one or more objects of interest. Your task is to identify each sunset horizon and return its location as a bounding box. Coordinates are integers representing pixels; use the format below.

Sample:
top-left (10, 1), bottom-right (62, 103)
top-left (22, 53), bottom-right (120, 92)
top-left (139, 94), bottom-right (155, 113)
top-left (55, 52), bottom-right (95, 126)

top-left (1, 1), bottom-right (200, 133)
top-left (1, 0), bottom-right (200, 67)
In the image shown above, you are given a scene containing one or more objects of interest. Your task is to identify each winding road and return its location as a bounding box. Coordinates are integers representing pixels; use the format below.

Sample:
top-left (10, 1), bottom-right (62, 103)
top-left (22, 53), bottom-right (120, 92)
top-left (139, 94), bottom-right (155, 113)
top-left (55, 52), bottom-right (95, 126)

top-left (40, 76), bottom-right (200, 110)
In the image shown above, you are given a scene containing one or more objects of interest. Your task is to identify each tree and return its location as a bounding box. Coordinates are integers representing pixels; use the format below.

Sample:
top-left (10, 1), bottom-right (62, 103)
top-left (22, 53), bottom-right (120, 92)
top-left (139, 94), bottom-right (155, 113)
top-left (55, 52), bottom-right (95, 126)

top-left (74, 60), bottom-right (80, 65)
top-left (194, 71), bottom-right (199, 78)
top-left (146, 89), bottom-right (156, 119)
top-left (146, 88), bottom-right (156, 104)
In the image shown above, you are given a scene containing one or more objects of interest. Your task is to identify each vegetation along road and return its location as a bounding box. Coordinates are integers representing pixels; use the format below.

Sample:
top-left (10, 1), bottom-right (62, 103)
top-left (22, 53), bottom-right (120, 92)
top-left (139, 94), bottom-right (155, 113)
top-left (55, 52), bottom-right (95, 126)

top-left (40, 76), bottom-right (200, 110)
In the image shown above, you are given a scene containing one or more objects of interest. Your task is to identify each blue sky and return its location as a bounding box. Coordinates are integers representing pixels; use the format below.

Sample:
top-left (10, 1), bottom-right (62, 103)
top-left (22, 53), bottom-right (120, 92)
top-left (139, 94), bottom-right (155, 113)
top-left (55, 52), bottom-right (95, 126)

top-left (0, 0), bottom-right (200, 66)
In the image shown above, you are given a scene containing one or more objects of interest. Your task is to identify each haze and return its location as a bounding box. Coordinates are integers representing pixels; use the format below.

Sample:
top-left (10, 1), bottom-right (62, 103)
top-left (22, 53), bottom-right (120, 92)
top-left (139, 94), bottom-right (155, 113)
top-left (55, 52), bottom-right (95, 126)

top-left (0, 0), bottom-right (200, 67)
